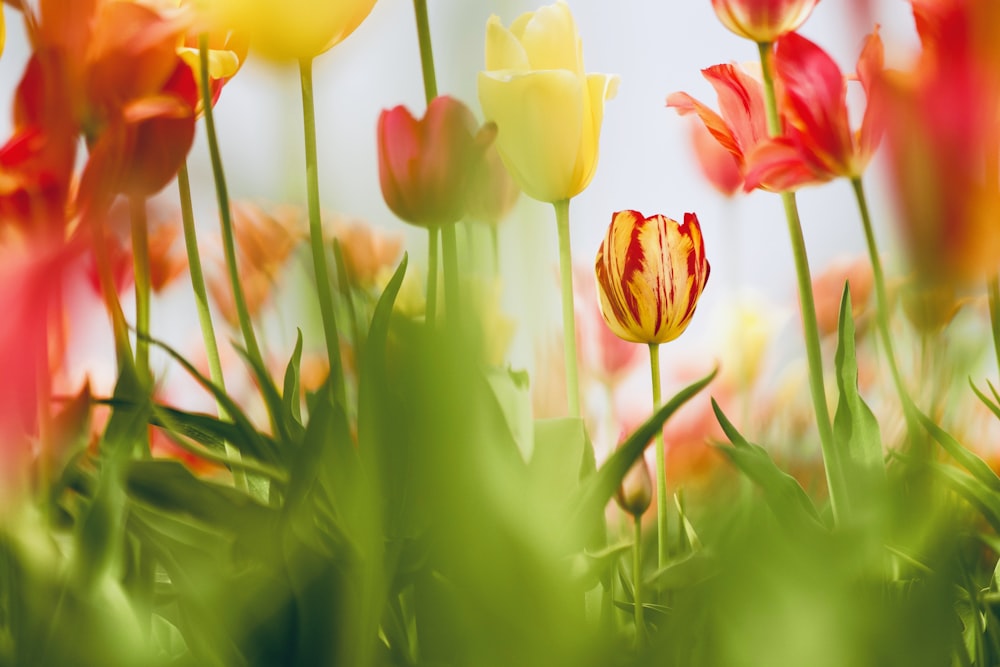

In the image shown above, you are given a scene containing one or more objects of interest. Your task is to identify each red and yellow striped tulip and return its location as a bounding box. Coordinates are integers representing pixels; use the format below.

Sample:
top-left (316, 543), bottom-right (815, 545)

top-left (594, 210), bottom-right (710, 345)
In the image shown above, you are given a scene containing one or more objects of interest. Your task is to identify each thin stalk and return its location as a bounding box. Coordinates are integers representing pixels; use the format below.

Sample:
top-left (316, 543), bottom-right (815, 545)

top-left (298, 57), bottom-right (347, 407)
top-left (633, 514), bottom-right (645, 649)
top-left (129, 196), bottom-right (151, 387)
top-left (554, 199), bottom-right (581, 417)
top-left (989, 276), bottom-right (1000, 380)
top-left (757, 40), bottom-right (842, 521)
top-left (427, 227), bottom-right (439, 328)
top-left (177, 163), bottom-right (247, 492)
top-left (851, 176), bottom-right (918, 432)
top-left (649, 343), bottom-right (667, 568)
top-left (90, 214), bottom-right (133, 366)
top-left (490, 224), bottom-right (500, 278)
top-left (441, 223), bottom-right (460, 325)
top-left (197, 35), bottom-right (265, 377)
top-left (412, 0), bottom-right (438, 103)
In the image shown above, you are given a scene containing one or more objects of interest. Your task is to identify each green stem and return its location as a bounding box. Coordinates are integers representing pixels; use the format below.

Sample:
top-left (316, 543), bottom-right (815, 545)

top-left (757, 41), bottom-right (841, 521)
top-left (427, 227), bottom-right (439, 328)
top-left (554, 199), bottom-right (581, 418)
top-left (198, 35), bottom-right (266, 377)
top-left (129, 196), bottom-right (151, 388)
top-left (441, 223), bottom-right (460, 326)
top-left (851, 177), bottom-right (918, 426)
top-left (412, 0), bottom-right (438, 103)
top-left (177, 163), bottom-right (247, 492)
top-left (649, 343), bottom-right (667, 568)
top-left (298, 57), bottom-right (346, 407)
top-left (989, 276), bottom-right (1000, 381)
top-left (633, 514), bottom-right (645, 650)
top-left (757, 42), bottom-right (847, 520)
top-left (90, 214), bottom-right (133, 366)
top-left (490, 224), bottom-right (500, 278)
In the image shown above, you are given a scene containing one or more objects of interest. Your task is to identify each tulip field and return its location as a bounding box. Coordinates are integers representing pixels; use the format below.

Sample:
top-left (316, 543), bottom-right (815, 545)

top-left (1, 0), bottom-right (1000, 665)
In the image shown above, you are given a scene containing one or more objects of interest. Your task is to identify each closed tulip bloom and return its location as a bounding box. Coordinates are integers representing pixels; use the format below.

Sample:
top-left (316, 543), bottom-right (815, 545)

top-left (615, 453), bottom-right (653, 518)
top-left (208, 0), bottom-right (377, 61)
top-left (378, 95), bottom-right (495, 228)
top-left (711, 0), bottom-right (820, 43)
top-left (477, 1), bottom-right (618, 203)
top-left (595, 210), bottom-right (710, 345)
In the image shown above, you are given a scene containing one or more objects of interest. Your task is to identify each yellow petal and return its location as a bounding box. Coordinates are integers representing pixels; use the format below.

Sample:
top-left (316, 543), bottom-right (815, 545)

top-left (484, 15), bottom-right (530, 71)
top-left (478, 69), bottom-right (584, 204)
top-left (518, 2), bottom-right (581, 73)
top-left (569, 72), bottom-right (619, 197)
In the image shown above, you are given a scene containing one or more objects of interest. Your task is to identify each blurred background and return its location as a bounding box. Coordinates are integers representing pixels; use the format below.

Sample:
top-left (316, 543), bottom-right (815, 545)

top-left (0, 0), bottom-right (921, 426)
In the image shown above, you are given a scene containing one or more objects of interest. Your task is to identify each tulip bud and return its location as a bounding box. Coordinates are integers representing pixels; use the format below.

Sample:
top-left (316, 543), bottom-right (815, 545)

top-left (594, 210), bottom-right (710, 345)
top-left (377, 95), bottom-right (496, 228)
top-left (615, 455), bottom-right (653, 518)
top-left (711, 0), bottom-right (820, 43)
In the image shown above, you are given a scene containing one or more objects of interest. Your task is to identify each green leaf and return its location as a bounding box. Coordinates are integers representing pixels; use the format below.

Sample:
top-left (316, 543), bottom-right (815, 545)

top-left (566, 542), bottom-right (632, 590)
top-left (485, 367), bottom-right (535, 461)
top-left (530, 417), bottom-right (593, 504)
top-left (931, 462), bottom-right (1000, 535)
top-left (150, 404), bottom-right (280, 465)
top-left (712, 399), bottom-right (823, 531)
top-left (645, 550), bottom-right (719, 592)
top-left (141, 331), bottom-right (283, 466)
top-left (282, 329), bottom-right (305, 425)
top-left (971, 378), bottom-right (1000, 423)
top-left (918, 405), bottom-right (1000, 494)
top-left (832, 284), bottom-right (886, 520)
top-left (564, 367), bottom-right (717, 543)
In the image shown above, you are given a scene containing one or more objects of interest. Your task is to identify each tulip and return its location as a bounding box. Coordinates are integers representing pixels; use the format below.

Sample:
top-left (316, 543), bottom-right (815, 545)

top-left (378, 95), bottom-right (496, 228)
top-left (667, 64), bottom-right (773, 192)
top-left (207, 0), bottom-right (377, 61)
top-left (711, 0), bottom-right (820, 43)
top-left (688, 118), bottom-right (743, 198)
top-left (615, 453), bottom-right (653, 518)
top-left (466, 143), bottom-right (520, 227)
top-left (594, 210), bottom-right (710, 345)
top-left (743, 29), bottom-right (885, 191)
top-left (477, 1), bottom-right (618, 203)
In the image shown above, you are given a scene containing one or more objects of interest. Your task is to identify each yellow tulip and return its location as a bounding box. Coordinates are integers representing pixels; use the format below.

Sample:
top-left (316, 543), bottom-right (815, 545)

top-left (208, 0), bottom-right (377, 61)
top-left (477, 1), bottom-right (618, 204)
top-left (595, 210), bottom-right (710, 345)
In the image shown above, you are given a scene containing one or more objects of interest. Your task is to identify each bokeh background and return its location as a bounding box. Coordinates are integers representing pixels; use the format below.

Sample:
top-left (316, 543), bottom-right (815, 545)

top-left (0, 0), bottom-right (920, 425)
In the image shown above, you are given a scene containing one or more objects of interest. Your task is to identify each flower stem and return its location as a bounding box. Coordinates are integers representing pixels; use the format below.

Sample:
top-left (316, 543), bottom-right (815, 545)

top-left (441, 224), bottom-right (461, 326)
top-left (197, 35), bottom-right (266, 379)
top-left (989, 275), bottom-right (1000, 381)
top-left (648, 343), bottom-right (667, 568)
top-left (851, 177), bottom-right (918, 428)
top-left (633, 514), bottom-right (645, 650)
top-left (178, 163), bottom-right (247, 492)
top-left (427, 227), bottom-right (439, 328)
top-left (90, 214), bottom-right (132, 366)
top-left (756, 41), bottom-right (842, 521)
top-left (129, 196), bottom-right (151, 388)
top-left (490, 224), bottom-right (500, 278)
top-left (412, 0), bottom-right (438, 103)
top-left (554, 199), bottom-right (581, 418)
top-left (298, 56), bottom-right (347, 407)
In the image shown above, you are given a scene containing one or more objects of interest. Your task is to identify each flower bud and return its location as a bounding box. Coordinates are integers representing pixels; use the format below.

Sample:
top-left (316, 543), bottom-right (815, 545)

top-left (615, 454), bottom-right (652, 518)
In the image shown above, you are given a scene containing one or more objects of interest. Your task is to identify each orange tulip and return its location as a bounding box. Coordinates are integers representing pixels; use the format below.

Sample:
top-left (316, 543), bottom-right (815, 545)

top-left (594, 210), bottom-right (710, 345)
top-left (711, 0), bottom-right (820, 43)
top-left (377, 95), bottom-right (495, 228)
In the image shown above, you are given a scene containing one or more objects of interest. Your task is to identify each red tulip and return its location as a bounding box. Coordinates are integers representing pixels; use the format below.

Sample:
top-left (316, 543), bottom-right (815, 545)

top-left (744, 29), bottom-right (885, 191)
top-left (881, 0), bottom-right (1000, 285)
top-left (378, 95), bottom-right (496, 228)
top-left (668, 64), bottom-right (777, 192)
top-left (594, 210), bottom-right (710, 345)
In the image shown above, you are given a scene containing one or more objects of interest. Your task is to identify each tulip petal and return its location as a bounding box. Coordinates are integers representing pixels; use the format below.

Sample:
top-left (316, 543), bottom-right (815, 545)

top-left (518, 2), bottom-right (581, 72)
top-left (774, 32), bottom-right (853, 176)
top-left (703, 64), bottom-right (770, 163)
top-left (484, 15), bottom-right (530, 71)
top-left (743, 137), bottom-right (824, 192)
top-left (855, 27), bottom-right (885, 171)
top-left (478, 69), bottom-right (584, 203)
